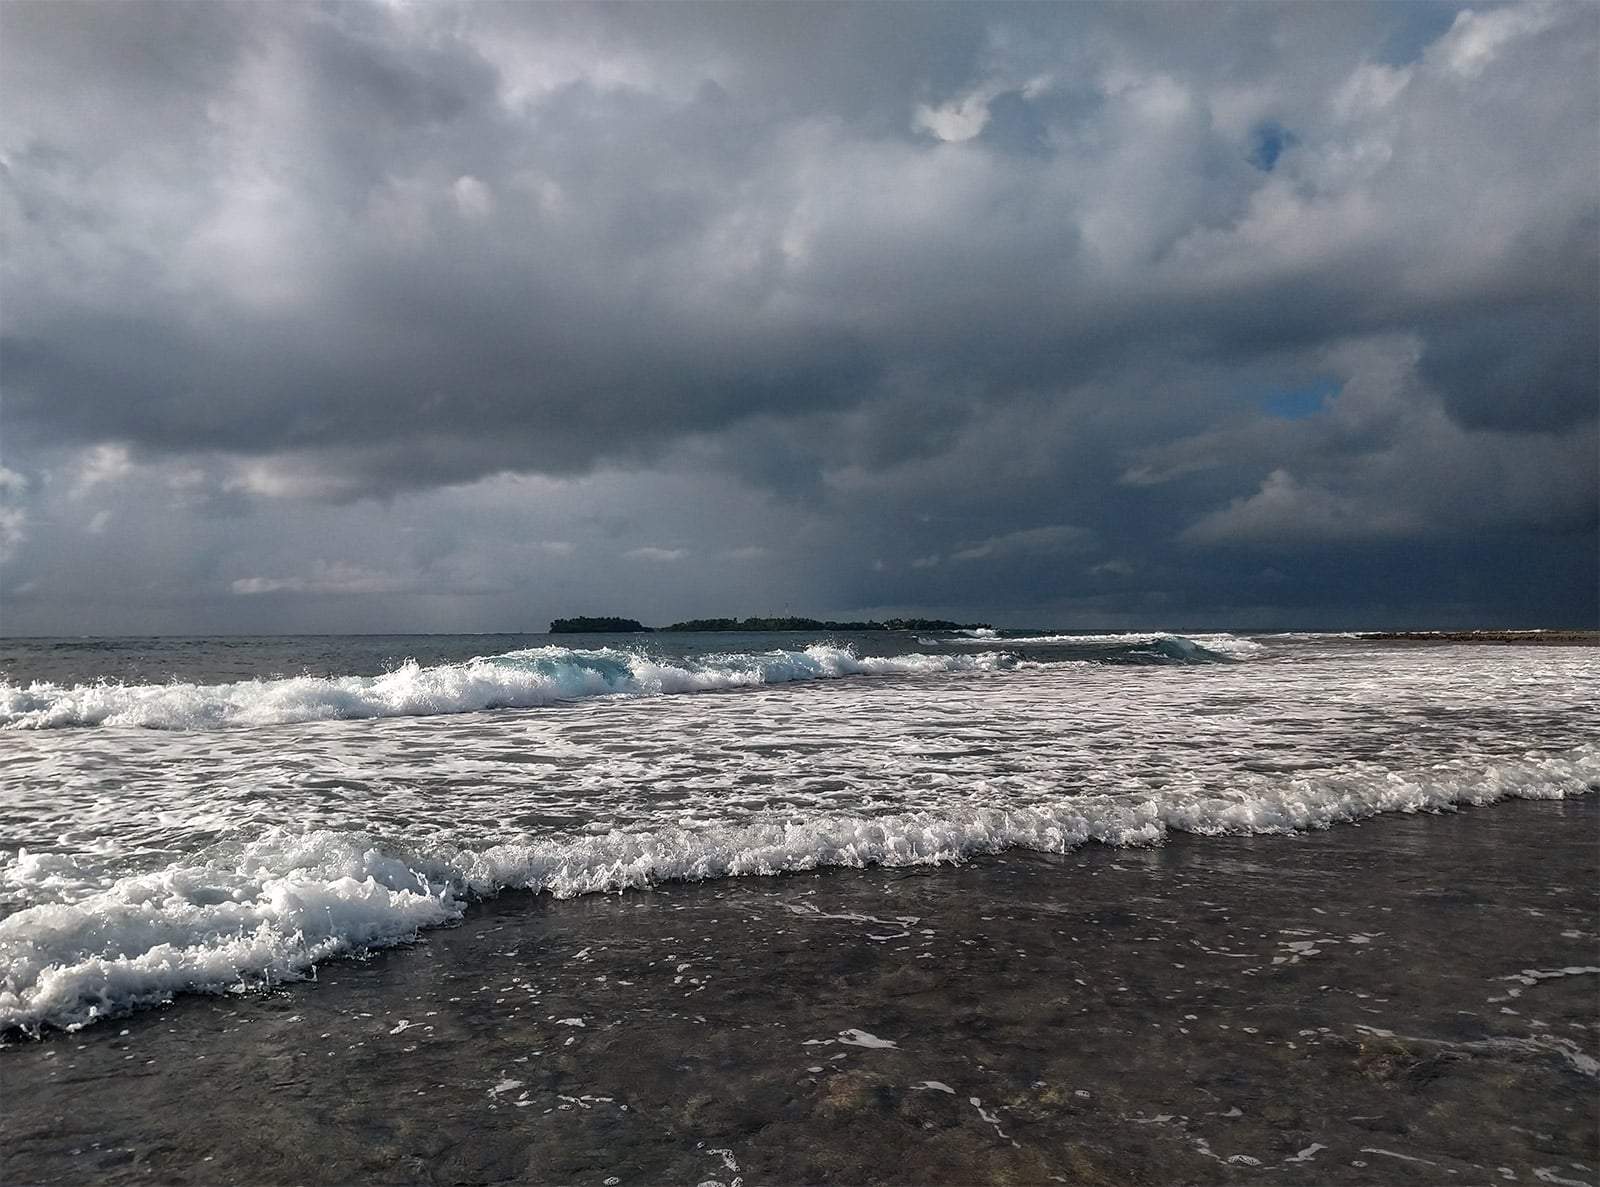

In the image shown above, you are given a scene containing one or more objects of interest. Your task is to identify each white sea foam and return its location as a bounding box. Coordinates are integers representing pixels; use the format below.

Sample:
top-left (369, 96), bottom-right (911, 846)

top-left (1260, 631), bottom-right (1363, 641)
top-left (2, 742), bottom-right (1593, 1035)
top-left (0, 645), bottom-right (1004, 732)
top-left (955, 631), bottom-right (1266, 660)
top-left (0, 832), bottom-right (462, 1034)
top-left (3, 639), bottom-right (1594, 1035)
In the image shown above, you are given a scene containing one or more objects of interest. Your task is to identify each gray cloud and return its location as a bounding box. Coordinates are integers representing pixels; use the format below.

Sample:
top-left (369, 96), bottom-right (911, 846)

top-left (949, 525), bottom-right (1095, 563)
top-left (2, 1), bottom-right (1595, 633)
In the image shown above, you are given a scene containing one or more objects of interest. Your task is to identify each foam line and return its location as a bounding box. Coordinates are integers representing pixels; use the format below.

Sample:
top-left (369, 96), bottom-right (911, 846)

top-left (3, 744), bottom-right (1592, 1035)
top-left (0, 645), bottom-right (1007, 732)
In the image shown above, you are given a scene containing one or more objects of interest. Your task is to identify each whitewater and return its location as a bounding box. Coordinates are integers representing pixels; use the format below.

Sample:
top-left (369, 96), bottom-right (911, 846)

top-left (1, 630), bottom-right (1595, 1037)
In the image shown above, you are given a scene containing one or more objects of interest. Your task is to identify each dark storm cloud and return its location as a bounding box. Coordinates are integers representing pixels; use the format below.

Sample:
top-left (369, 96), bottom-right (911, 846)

top-left (1418, 306), bottom-right (1599, 433)
top-left (1, 0), bottom-right (1596, 632)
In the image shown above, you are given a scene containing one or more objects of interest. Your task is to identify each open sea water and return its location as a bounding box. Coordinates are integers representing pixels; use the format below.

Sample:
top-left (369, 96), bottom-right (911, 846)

top-left (1, 630), bottom-right (1596, 1183)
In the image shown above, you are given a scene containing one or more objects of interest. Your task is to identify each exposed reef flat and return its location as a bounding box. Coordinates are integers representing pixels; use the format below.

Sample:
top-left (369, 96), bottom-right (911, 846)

top-left (1358, 630), bottom-right (1598, 646)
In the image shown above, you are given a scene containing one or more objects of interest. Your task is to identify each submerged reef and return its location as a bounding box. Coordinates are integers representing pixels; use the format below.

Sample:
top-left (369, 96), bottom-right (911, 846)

top-left (1358, 630), bottom-right (1598, 645)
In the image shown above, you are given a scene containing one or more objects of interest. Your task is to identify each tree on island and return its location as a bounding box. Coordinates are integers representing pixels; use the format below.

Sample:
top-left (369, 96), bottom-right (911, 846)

top-left (548, 616), bottom-right (651, 633)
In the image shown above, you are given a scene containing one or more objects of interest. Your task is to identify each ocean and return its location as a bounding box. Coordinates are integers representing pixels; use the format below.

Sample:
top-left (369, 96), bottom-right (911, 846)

top-left (1, 630), bottom-right (1596, 1184)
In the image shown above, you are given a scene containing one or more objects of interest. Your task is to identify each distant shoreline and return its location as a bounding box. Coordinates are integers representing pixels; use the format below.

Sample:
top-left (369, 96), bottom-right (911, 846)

top-left (543, 618), bottom-right (1596, 643)
top-left (1357, 630), bottom-right (1598, 646)
top-left (549, 615), bottom-right (992, 634)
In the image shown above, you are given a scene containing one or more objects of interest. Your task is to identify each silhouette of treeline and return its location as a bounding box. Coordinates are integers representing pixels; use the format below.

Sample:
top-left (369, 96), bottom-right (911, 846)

top-left (548, 616), bottom-right (650, 633)
top-left (549, 615), bottom-right (990, 633)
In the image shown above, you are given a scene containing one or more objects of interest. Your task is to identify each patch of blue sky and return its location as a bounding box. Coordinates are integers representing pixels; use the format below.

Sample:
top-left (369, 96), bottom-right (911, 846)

top-left (1261, 376), bottom-right (1341, 420)
top-left (1248, 122), bottom-right (1297, 172)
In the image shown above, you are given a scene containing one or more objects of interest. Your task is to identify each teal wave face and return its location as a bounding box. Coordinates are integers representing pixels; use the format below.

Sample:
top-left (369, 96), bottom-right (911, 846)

top-left (0, 645), bottom-right (1008, 731)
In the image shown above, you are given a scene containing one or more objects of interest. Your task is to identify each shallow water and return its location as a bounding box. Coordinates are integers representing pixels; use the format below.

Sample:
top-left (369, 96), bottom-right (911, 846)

top-left (2, 634), bottom-right (1595, 1037)
top-left (4, 797), bottom-right (1596, 1185)
top-left (2, 631), bottom-right (1597, 1183)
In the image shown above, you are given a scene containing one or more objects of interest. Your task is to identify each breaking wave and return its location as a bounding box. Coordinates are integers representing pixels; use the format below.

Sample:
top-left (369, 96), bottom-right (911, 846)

top-left (0, 633), bottom-right (1260, 731)
top-left (3, 744), bottom-right (1593, 1036)
top-left (0, 645), bottom-right (1006, 732)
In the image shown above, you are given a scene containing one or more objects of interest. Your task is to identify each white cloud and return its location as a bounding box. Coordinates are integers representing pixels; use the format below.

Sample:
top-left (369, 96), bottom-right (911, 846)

top-left (453, 175), bottom-right (493, 221)
top-left (1435, 2), bottom-right (1559, 80)
top-left (1175, 336), bottom-right (1598, 546)
top-left (225, 458), bottom-right (371, 502)
top-left (71, 445), bottom-right (134, 496)
top-left (231, 561), bottom-right (412, 596)
top-left (624, 546), bottom-right (688, 563)
top-left (1090, 558), bottom-right (1134, 577)
top-left (1181, 468), bottom-right (1421, 545)
top-left (913, 85), bottom-right (1000, 143)
top-left (0, 465), bottom-right (27, 562)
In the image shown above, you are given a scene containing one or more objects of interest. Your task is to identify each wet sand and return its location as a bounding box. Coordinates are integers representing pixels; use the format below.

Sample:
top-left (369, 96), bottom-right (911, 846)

top-left (4, 796), bottom-right (1597, 1186)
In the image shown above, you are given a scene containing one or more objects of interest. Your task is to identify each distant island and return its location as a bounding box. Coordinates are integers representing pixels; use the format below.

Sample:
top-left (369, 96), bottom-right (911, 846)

top-left (548, 615), bottom-right (991, 633)
top-left (548, 616), bottom-right (650, 633)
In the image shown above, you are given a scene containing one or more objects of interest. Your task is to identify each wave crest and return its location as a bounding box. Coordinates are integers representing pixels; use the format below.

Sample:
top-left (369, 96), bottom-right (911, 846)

top-left (3, 744), bottom-right (1592, 1036)
top-left (0, 645), bottom-right (1005, 732)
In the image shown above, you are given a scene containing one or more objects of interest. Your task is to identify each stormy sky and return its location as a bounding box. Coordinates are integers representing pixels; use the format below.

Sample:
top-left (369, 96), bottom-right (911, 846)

top-left (2, 1), bottom-right (1595, 635)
